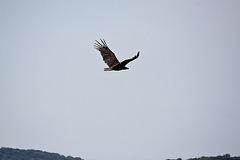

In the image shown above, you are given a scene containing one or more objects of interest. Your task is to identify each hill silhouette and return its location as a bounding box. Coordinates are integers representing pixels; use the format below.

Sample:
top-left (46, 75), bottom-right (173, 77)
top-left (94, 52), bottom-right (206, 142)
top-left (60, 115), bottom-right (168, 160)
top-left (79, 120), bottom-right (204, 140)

top-left (1, 147), bottom-right (240, 160)
top-left (0, 147), bottom-right (83, 160)
top-left (167, 154), bottom-right (240, 160)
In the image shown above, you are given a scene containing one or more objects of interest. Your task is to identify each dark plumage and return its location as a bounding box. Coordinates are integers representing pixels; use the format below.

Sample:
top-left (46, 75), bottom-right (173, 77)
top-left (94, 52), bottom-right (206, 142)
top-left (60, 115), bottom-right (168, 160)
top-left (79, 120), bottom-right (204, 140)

top-left (94, 39), bottom-right (139, 71)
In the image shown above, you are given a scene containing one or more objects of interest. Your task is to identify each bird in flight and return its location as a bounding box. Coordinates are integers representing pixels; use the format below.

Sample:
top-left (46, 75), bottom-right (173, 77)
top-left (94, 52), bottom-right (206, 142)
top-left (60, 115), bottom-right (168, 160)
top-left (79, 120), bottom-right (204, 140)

top-left (94, 39), bottom-right (140, 71)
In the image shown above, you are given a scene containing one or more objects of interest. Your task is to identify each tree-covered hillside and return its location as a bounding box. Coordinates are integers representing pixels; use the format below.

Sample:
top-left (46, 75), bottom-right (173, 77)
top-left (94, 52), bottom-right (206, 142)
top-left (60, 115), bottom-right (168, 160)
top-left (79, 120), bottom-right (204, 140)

top-left (168, 154), bottom-right (240, 160)
top-left (1, 147), bottom-right (240, 160)
top-left (0, 147), bottom-right (83, 160)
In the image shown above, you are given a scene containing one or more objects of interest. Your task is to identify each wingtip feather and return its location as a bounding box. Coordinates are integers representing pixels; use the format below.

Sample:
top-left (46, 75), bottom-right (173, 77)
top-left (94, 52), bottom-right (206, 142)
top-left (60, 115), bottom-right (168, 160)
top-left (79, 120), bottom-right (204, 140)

top-left (94, 38), bottom-right (108, 48)
top-left (136, 52), bottom-right (140, 58)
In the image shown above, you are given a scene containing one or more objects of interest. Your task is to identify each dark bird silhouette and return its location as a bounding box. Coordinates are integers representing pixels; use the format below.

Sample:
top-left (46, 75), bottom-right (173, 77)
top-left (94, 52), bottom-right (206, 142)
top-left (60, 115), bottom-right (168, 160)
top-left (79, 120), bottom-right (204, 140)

top-left (94, 39), bottom-right (139, 71)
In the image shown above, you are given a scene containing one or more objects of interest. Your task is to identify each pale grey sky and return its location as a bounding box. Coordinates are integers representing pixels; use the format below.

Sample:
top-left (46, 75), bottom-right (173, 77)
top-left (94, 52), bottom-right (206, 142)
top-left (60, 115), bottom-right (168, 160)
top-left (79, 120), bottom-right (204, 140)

top-left (1, 0), bottom-right (240, 160)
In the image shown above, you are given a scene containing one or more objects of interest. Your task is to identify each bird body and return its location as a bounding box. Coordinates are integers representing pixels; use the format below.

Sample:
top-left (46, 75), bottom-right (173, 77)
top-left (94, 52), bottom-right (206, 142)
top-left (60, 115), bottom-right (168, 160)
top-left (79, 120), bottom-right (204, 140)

top-left (94, 39), bottom-right (139, 71)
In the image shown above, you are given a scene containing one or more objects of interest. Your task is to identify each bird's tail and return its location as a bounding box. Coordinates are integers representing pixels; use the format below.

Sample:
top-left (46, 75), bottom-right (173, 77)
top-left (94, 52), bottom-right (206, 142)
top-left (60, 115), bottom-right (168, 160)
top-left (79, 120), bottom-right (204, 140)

top-left (104, 68), bottom-right (112, 71)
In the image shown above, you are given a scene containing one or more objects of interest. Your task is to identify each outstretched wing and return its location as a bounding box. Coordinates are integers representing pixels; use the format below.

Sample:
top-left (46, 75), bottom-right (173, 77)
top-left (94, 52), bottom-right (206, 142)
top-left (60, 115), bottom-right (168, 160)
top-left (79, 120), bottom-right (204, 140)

top-left (120, 52), bottom-right (140, 66)
top-left (94, 39), bottom-right (120, 67)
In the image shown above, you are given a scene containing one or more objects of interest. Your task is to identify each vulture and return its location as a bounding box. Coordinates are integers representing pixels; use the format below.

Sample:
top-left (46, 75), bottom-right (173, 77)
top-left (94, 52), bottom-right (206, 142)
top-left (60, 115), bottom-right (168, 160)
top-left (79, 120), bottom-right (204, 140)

top-left (94, 39), bottom-right (140, 71)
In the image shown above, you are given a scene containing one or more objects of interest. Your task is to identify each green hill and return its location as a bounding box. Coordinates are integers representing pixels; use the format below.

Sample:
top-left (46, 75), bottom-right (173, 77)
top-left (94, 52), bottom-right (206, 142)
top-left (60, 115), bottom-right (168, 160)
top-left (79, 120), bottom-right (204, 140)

top-left (0, 147), bottom-right (83, 160)
top-left (168, 154), bottom-right (240, 160)
top-left (1, 147), bottom-right (240, 160)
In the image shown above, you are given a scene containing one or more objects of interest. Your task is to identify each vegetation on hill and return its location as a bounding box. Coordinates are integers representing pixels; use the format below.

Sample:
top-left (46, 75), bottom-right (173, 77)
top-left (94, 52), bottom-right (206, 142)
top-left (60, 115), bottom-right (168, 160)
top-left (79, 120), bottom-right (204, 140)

top-left (1, 147), bottom-right (240, 160)
top-left (167, 154), bottom-right (240, 160)
top-left (0, 147), bottom-right (83, 160)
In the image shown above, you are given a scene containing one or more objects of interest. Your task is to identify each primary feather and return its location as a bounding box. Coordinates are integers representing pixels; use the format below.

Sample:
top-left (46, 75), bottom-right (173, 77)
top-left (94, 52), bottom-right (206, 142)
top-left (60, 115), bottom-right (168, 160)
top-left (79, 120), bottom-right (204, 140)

top-left (94, 39), bottom-right (119, 67)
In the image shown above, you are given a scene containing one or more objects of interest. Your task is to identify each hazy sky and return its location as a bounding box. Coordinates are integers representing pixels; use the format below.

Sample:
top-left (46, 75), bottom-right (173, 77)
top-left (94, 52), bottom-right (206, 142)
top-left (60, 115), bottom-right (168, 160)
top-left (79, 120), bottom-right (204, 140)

top-left (1, 0), bottom-right (240, 160)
